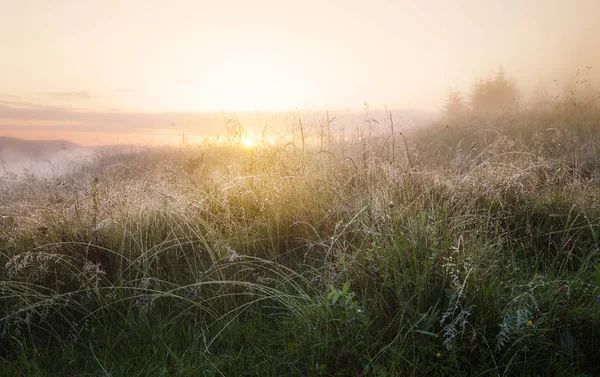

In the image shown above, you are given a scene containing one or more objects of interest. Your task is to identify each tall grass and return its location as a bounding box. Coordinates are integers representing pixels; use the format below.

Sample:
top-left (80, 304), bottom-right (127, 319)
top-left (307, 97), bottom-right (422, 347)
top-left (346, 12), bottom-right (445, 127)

top-left (1, 105), bottom-right (599, 376)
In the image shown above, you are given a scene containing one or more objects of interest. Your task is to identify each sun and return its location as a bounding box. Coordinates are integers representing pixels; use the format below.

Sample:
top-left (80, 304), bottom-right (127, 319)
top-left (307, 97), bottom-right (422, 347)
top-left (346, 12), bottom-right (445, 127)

top-left (240, 133), bottom-right (256, 148)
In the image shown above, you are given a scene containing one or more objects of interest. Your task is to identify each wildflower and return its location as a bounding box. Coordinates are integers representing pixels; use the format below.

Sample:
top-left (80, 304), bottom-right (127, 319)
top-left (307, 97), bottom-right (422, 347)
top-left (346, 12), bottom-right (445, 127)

top-left (436, 353), bottom-right (441, 358)
top-left (527, 320), bottom-right (533, 326)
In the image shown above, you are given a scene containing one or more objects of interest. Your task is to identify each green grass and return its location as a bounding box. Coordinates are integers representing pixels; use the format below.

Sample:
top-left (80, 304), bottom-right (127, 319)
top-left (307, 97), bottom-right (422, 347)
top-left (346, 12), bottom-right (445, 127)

top-left (1, 105), bottom-right (600, 376)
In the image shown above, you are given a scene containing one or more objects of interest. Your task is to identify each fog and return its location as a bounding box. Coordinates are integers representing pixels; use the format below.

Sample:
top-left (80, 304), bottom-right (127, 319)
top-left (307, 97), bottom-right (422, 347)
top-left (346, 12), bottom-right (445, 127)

top-left (0, 0), bottom-right (599, 145)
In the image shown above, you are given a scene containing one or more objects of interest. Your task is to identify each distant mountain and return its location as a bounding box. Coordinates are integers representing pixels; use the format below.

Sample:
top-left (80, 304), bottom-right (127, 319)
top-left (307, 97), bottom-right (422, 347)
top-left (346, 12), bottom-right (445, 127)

top-left (0, 136), bottom-right (84, 159)
top-left (0, 137), bottom-right (92, 175)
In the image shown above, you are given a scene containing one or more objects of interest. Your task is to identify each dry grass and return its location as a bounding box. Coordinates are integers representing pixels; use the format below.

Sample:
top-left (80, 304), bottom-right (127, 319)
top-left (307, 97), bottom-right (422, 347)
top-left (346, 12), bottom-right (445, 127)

top-left (1, 103), bottom-right (600, 376)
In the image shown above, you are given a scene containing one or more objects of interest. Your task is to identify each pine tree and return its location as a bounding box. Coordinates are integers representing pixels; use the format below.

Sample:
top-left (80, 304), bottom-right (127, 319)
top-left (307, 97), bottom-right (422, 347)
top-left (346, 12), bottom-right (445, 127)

top-left (444, 90), bottom-right (469, 123)
top-left (470, 67), bottom-right (519, 116)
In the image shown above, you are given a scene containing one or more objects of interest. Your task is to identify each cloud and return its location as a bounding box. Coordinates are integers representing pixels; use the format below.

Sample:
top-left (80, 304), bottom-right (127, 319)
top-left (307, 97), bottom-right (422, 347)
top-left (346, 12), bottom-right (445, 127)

top-left (0, 99), bottom-right (90, 112)
top-left (176, 79), bottom-right (197, 85)
top-left (116, 88), bottom-right (136, 93)
top-left (41, 91), bottom-right (98, 100)
top-left (0, 102), bottom-right (225, 134)
top-left (1, 100), bottom-right (64, 110)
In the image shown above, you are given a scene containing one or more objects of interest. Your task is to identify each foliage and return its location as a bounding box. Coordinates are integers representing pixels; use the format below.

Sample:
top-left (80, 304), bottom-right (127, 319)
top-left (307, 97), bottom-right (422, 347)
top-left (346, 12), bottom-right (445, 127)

top-left (1, 99), bottom-right (600, 376)
top-left (443, 90), bottom-right (469, 123)
top-left (470, 67), bottom-right (520, 116)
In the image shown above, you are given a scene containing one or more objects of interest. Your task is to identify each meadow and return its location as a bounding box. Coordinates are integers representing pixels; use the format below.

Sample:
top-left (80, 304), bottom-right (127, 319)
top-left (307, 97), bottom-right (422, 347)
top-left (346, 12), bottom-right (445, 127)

top-left (1, 102), bottom-right (600, 376)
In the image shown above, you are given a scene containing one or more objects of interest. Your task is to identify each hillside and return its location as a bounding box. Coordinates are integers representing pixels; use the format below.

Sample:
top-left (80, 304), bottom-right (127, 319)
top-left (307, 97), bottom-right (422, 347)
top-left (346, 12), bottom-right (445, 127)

top-left (0, 137), bottom-right (141, 176)
top-left (0, 105), bottom-right (599, 376)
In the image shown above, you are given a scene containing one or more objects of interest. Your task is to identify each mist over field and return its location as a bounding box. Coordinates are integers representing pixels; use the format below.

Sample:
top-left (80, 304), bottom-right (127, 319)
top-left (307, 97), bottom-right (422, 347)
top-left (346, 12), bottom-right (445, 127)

top-left (0, 107), bottom-right (438, 146)
top-left (1, 1), bottom-right (600, 376)
top-left (1, 0), bottom-right (599, 145)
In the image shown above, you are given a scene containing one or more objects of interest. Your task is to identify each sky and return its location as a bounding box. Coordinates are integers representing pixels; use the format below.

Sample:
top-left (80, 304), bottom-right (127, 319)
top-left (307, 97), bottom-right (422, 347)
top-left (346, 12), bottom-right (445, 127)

top-left (1, 0), bottom-right (599, 144)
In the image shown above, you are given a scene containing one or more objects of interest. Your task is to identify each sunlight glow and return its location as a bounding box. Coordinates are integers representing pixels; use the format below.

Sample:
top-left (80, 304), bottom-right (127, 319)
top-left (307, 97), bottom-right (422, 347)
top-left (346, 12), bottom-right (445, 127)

top-left (240, 133), bottom-right (257, 148)
top-left (209, 57), bottom-right (305, 112)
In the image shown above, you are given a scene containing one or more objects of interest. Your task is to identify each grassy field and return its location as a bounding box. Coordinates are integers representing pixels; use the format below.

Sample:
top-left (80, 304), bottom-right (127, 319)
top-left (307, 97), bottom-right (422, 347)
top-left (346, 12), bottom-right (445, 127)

top-left (1, 105), bottom-right (600, 376)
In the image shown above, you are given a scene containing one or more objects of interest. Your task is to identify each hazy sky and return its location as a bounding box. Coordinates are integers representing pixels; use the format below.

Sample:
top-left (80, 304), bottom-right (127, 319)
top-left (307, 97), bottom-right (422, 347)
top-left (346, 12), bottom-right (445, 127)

top-left (1, 0), bottom-right (599, 143)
